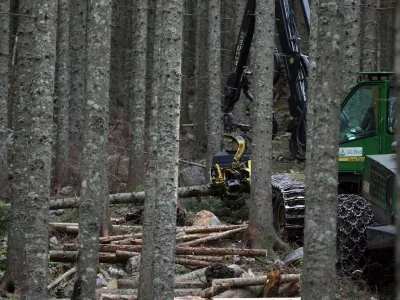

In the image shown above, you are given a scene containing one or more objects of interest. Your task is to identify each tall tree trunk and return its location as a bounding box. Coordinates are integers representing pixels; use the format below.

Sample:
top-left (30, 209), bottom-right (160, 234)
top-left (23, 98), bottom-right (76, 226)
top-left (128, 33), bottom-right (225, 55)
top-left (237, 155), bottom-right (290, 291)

top-left (151, 1), bottom-right (182, 299)
top-left (180, 0), bottom-right (196, 127)
top-left (138, 2), bottom-right (161, 298)
top-left (221, 0), bottom-right (236, 94)
top-left (231, 0), bottom-right (248, 124)
top-left (9, 0), bottom-right (57, 298)
top-left (72, 0), bottom-right (111, 298)
top-left (54, 0), bottom-right (71, 190)
top-left (394, 0), bottom-right (400, 298)
top-left (378, 0), bottom-right (395, 71)
top-left (247, 0), bottom-right (275, 251)
top-left (193, 0), bottom-right (208, 143)
top-left (360, 0), bottom-right (378, 71)
top-left (341, 0), bottom-right (360, 95)
top-left (0, 0), bottom-right (9, 201)
top-left (206, 0), bottom-right (221, 169)
top-left (127, 0), bottom-right (148, 190)
top-left (69, 0), bottom-right (87, 182)
top-left (302, 0), bottom-right (343, 299)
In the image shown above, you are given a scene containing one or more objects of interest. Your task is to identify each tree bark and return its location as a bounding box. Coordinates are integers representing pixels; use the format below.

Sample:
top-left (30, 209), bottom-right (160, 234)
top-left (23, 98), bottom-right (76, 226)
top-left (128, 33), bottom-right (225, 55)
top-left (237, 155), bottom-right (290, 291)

top-left (54, 0), bottom-right (71, 189)
top-left (138, 0), bottom-right (161, 298)
top-left (5, 0), bottom-right (57, 298)
top-left (0, 0), bottom-right (9, 201)
top-left (302, 1), bottom-right (343, 299)
top-left (206, 0), bottom-right (222, 170)
top-left (360, 0), bottom-right (378, 71)
top-left (69, 0), bottom-right (87, 178)
top-left (247, 0), bottom-right (275, 250)
top-left (193, 0), bottom-right (208, 141)
top-left (127, 0), bottom-right (148, 190)
top-left (72, 0), bottom-right (112, 298)
top-left (341, 0), bottom-right (360, 96)
top-left (394, 1), bottom-right (400, 298)
top-left (150, 0), bottom-right (183, 298)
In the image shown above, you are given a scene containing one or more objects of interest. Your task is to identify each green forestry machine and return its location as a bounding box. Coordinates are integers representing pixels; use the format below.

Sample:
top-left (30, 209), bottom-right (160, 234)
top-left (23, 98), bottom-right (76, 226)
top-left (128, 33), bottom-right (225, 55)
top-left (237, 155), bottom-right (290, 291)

top-left (209, 0), bottom-right (398, 249)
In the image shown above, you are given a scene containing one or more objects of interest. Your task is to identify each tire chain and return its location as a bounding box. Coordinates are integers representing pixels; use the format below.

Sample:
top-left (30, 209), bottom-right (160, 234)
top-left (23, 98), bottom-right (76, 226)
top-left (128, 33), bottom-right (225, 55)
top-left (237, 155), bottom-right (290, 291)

top-left (337, 194), bottom-right (374, 271)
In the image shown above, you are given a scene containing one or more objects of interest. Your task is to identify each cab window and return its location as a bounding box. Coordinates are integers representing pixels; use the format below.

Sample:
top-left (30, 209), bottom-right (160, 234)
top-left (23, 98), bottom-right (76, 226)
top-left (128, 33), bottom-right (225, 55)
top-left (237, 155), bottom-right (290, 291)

top-left (340, 85), bottom-right (379, 142)
top-left (387, 87), bottom-right (396, 134)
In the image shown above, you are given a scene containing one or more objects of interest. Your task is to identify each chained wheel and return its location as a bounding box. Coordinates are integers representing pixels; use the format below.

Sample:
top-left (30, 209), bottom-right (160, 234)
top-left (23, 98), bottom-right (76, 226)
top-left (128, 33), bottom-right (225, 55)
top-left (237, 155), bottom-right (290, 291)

top-left (337, 194), bottom-right (374, 271)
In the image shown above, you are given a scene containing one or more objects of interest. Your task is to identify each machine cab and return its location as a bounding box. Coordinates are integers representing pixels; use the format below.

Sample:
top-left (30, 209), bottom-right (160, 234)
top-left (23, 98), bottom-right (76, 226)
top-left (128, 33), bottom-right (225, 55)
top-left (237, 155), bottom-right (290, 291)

top-left (338, 72), bottom-right (396, 192)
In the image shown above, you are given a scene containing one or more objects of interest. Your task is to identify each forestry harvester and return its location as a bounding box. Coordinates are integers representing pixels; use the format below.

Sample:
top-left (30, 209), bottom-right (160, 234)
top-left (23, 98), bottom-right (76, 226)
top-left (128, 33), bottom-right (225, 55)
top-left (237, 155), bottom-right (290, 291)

top-left (209, 0), bottom-right (398, 254)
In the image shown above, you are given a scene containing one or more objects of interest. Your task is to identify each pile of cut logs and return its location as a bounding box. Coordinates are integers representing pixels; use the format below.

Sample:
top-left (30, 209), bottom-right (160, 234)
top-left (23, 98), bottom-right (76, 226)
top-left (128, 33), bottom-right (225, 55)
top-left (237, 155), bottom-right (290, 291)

top-left (49, 222), bottom-right (301, 299)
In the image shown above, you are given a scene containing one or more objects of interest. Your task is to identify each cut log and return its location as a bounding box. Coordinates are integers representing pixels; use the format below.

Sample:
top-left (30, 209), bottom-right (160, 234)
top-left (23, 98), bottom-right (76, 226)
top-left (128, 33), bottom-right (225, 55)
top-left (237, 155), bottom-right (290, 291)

top-left (179, 159), bottom-right (206, 168)
top-left (175, 267), bottom-right (208, 282)
top-left (176, 233), bottom-right (212, 242)
top-left (64, 245), bottom-right (266, 257)
top-left (177, 255), bottom-right (224, 263)
top-left (47, 266), bottom-right (76, 290)
top-left (118, 279), bottom-right (206, 289)
top-left (212, 274), bottom-right (301, 289)
top-left (49, 251), bottom-right (125, 264)
top-left (49, 185), bottom-right (220, 209)
top-left (175, 258), bottom-right (213, 267)
top-left (49, 223), bottom-right (142, 235)
top-left (181, 225), bottom-right (246, 234)
top-left (99, 233), bottom-right (142, 243)
top-left (178, 227), bottom-right (246, 247)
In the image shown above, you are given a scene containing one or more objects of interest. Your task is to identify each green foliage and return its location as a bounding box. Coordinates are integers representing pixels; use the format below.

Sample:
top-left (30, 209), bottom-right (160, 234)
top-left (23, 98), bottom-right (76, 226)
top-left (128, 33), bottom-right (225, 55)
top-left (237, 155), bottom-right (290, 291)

top-left (0, 248), bottom-right (7, 271)
top-left (0, 203), bottom-right (10, 236)
top-left (133, 185), bottom-right (144, 192)
top-left (262, 231), bottom-right (276, 252)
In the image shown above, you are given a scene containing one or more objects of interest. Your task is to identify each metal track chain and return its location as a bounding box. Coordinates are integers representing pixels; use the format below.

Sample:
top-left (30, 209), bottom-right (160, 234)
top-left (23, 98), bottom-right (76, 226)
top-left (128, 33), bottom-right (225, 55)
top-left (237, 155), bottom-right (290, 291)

top-left (271, 174), bottom-right (306, 230)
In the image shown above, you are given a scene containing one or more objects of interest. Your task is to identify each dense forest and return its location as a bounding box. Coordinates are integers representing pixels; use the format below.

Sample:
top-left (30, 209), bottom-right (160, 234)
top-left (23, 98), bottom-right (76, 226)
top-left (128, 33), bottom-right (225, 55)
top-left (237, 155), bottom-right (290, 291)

top-left (0, 0), bottom-right (399, 299)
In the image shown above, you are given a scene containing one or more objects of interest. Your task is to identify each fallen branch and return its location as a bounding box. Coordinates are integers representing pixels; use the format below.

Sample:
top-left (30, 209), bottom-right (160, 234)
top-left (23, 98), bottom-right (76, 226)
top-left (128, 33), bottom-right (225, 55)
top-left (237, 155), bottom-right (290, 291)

top-left (175, 267), bottom-right (208, 282)
top-left (50, 185), bottom-right (220, 209)
top-left (197, 283), bottom-right (230, 298)
top-left (47, 266), bottom-right (76, 290)
top-left (178, 227), bottom-right (246, 247)
top-left (49, 223), bottom-right (142, 235)
top-left (181, 224), bottom-right (247, 234)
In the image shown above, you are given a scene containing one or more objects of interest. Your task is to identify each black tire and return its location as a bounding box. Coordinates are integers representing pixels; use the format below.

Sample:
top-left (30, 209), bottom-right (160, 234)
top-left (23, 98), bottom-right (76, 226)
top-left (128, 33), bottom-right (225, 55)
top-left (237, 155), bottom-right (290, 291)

top-left (337, 194), bottom-right (374, 271)
top-left (272, 191), bottom-right (285, 234)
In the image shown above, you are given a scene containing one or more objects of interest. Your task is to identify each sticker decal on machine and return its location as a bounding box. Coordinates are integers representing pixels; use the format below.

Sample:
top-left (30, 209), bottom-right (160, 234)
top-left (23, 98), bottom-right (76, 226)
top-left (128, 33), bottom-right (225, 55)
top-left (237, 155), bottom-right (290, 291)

top-left (339, 147), bottom-right (363, 157)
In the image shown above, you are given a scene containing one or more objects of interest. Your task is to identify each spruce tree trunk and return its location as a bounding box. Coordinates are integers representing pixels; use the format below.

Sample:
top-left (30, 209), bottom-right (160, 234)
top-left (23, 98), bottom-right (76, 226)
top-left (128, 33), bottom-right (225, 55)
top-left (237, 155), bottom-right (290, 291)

top-left (394, 1), bottom-right (400, 297)
top-left (180, 0), bottom-right (196, 126)
top-left (8, 0), bottom-right (57, 298)
top-left (69, 0), bottom-right (87, 179)
top-left (206, 0), bottom-right (221, 169)
top-left (72, 0), bottom-right (111, 298)
top-left (127, 0), bottom-right (148, 190)
top-left (232, 0), bottom-right (247, 124)
top-left (221, 0), bottom-right (236, 93)
top-left (193, 0), bottom-right (208, 142)
top-left (151, 1), bottom-right (182, 299)
top-left (341, 0), bottom-right (360, 95)
top-left (54, 0), bottom-right (71, 189)
top-left (302, 1), bottom-right (343, 299)
top-left (138, 2), bottom-right (162, 298)
top-left (360, 0), bottom-right (378, 71)
top-left (0, 0), bottom-right (9, 201)
top-left (247, 0), bottom-right (275, 251)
